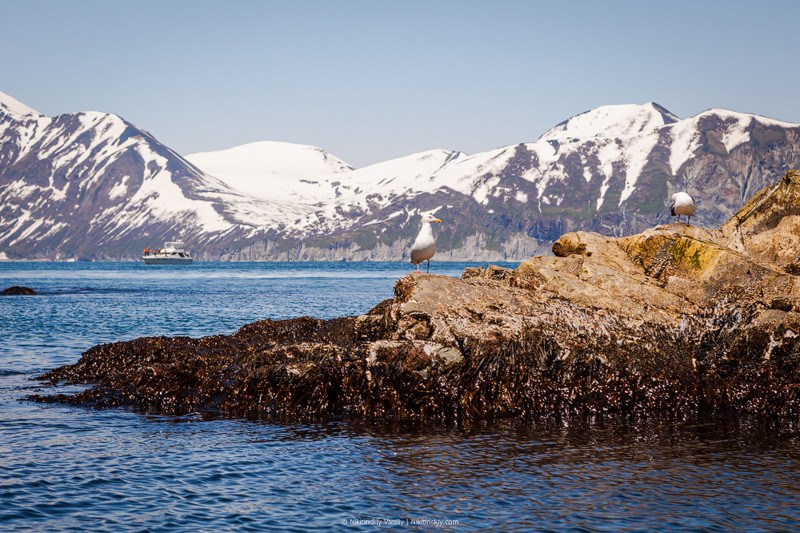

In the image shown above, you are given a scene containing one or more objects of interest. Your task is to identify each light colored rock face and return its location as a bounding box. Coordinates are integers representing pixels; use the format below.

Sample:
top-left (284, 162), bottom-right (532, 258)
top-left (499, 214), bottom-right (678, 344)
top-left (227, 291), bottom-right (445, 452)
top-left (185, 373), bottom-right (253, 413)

top-left (393, 273), bottom-right (543, 345)
top-left (723, 170), bottom-right (800, 268)
top-left (369, 171), bottom-right (800, 372)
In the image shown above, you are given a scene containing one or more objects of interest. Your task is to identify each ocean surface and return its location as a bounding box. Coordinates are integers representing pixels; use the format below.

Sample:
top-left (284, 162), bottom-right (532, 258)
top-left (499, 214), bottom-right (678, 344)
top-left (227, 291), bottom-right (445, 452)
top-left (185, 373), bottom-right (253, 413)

top-left (1, 261), bottom-right (799, 532)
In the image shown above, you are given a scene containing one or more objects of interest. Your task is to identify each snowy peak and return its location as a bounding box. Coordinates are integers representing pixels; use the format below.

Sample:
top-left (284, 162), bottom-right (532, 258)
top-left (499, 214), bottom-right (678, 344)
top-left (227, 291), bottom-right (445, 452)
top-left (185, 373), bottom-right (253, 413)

top-left (0, 95), bottom-right (236, 258)
top-left (0, 90), bottom-right (40, 116)
top-left (185, 141), bottom-right (355, 199)
top-left (540, 102), bottom-right (679, 142)
top-left (186, 141), bottom-right (353, 179)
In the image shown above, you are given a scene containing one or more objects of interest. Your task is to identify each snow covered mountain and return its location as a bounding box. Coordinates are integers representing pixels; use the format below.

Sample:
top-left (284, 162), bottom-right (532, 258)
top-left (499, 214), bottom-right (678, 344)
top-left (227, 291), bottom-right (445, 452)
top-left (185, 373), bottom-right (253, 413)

top-left (0, 90), bottom-right (242, 260)
top-left (1, 90), bottom-right (799, 261)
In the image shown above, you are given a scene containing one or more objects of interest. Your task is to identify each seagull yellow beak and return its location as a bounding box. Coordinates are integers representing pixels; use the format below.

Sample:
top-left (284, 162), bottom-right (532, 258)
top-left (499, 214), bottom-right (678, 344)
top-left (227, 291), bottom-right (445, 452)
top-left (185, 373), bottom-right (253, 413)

top-left (434, 219), bottom-right (441, 223)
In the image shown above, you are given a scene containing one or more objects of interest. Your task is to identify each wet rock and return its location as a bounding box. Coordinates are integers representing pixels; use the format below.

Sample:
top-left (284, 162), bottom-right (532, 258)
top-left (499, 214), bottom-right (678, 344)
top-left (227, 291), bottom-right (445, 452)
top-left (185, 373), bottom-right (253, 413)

top-left (30, 171), bottom-right (800, 421)
top-left (2, 286), bottom-right (36, 295)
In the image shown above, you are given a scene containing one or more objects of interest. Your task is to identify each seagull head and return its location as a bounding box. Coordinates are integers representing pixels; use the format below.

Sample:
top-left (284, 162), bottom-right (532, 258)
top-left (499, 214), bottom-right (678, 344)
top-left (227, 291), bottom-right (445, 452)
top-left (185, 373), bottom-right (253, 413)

top-left (421, 214), bottom-right (442, 224)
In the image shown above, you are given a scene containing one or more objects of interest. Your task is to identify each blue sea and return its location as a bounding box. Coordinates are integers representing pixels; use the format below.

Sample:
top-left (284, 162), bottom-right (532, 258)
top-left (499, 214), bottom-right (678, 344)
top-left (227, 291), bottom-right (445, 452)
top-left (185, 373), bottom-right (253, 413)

top-left (1, 261), bottom-right (799, 532)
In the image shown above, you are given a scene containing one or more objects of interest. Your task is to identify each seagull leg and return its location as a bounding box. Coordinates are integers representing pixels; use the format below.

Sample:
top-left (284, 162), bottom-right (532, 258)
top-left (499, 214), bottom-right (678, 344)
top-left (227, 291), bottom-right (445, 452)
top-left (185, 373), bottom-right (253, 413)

top-left (426, 259), bottom-right (430, 273)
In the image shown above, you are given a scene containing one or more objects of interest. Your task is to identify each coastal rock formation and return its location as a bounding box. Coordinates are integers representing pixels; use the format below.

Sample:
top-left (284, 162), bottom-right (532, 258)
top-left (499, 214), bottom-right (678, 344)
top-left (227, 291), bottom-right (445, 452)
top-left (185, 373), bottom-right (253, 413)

top-left (32, 171), bottom-right (800, 420)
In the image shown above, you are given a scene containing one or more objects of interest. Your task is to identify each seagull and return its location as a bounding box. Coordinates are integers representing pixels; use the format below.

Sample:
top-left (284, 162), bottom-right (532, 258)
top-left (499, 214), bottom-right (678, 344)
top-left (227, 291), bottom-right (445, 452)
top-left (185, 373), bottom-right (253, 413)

top-left (671, 191), bottom-right (696, 225)
top-left (410, 214), bottom-right (441, 273)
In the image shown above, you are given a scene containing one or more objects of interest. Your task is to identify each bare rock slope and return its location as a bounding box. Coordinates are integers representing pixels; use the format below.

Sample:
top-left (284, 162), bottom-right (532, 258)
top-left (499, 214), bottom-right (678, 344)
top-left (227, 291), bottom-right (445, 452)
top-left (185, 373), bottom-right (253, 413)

top-left (33, 171), bottom-right (800, 420)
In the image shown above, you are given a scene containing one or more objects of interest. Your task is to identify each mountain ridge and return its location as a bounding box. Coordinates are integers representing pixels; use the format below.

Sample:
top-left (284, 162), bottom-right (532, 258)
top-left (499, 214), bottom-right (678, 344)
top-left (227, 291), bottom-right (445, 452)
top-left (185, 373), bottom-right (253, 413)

top-left (538, 102), bottom-right (680, 141)
top-left (1, 91), bottom-right (799, 261)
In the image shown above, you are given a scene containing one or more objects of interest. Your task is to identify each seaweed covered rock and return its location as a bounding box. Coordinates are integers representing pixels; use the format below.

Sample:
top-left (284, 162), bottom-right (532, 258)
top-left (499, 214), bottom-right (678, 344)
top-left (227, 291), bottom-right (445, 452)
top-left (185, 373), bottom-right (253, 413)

top-left (31, 171), bottom-right (800, 421)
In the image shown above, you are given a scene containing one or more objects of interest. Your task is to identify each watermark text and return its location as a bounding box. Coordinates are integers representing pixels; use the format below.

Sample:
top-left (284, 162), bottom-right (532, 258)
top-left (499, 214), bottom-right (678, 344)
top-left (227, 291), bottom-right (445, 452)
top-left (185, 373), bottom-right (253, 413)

top-left (339, 517), bottom-right (459, 528)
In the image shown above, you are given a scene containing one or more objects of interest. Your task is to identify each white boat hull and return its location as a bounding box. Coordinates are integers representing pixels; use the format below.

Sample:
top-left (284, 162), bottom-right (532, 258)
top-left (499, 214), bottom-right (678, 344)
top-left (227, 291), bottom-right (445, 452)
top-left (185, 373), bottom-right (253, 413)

top-left (142, 256), bottom-right (193, 265)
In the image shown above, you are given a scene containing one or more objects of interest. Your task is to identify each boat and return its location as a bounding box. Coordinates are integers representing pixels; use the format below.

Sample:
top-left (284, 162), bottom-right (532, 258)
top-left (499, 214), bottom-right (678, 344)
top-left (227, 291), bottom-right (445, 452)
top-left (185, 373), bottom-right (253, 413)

top-left (142, 241), bottom-right (193, 264)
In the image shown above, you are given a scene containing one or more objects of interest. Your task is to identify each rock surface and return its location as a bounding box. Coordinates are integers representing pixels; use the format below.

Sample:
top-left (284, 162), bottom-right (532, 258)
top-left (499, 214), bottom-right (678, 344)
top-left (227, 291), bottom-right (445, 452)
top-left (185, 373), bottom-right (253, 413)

top-left (2, 286), bottom-right (36, 295)
top-left (32, 172), bottom-right (800, 420)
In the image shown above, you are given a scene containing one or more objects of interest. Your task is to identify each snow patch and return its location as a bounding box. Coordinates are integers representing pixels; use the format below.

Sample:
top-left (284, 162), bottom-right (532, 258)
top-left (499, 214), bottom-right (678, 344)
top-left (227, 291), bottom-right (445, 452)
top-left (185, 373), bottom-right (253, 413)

top-left (472, 176), bottom-right (501, 205)
top-left (596, 178), bottom-right (611, 211)
top-left (619, 134), bottom-right (658, 205)
top-left (668, 119), bottom-right (701, 175)
top-left (108, 175), bottom-right (130, 200)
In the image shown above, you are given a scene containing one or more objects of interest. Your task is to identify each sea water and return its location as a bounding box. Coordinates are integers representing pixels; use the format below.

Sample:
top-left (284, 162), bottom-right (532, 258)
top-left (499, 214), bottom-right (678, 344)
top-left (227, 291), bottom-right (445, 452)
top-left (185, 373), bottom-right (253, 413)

top-left (1, 261), bottom-right (799, 532)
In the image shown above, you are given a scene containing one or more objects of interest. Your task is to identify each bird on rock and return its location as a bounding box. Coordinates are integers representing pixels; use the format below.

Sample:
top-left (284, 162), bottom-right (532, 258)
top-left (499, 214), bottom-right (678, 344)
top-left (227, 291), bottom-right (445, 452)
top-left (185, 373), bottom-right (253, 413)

top-left (410, 214), bottom-right (441, 273)
top-left (671, 191), bottom-right (696, 225)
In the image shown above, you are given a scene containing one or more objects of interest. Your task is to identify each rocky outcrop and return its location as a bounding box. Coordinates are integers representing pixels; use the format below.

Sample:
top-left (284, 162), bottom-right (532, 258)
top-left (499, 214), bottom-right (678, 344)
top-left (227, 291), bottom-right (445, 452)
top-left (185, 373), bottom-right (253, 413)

top-left (32, 171), bottom-right (800, 420)
top-left (2, 286), bottom-right (36, 295)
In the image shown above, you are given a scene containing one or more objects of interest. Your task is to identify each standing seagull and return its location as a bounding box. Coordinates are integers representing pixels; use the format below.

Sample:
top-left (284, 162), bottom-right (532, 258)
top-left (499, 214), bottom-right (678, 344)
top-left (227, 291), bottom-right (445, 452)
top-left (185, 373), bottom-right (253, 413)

top-left (671, 191), bottom-right (696, 225)
top-left (410, 214), bottom-right (442, 273)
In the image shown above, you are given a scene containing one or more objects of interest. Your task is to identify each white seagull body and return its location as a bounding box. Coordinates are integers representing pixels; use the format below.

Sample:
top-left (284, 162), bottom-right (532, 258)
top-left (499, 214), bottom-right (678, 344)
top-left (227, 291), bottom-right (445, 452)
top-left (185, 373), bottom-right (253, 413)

top-left (410, 214), bottom-right (441, 272)
top-left (671, 192), bottom-right (696, 224)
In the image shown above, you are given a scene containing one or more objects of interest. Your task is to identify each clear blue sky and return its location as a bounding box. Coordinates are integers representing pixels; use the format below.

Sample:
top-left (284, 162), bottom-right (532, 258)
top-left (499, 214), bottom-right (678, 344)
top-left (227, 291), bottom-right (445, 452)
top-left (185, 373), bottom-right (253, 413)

top-left (2, 0), bottom-right (798, 167)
